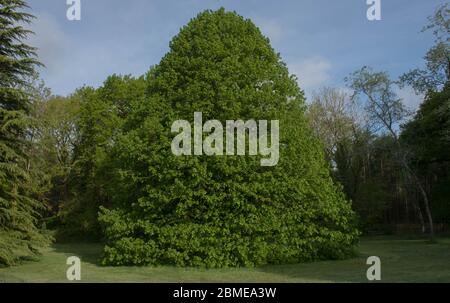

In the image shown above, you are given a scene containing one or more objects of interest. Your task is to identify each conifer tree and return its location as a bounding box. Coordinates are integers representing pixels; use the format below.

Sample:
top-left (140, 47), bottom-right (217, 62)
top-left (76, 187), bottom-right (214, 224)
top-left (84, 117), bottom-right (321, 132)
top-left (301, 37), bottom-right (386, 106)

top-left (0, 0), bottom-right (50, 266)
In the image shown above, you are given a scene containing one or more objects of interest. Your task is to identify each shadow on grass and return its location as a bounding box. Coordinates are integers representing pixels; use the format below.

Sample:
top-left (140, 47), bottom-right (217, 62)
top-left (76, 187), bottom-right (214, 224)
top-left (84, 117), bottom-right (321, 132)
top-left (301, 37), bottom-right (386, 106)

top-left (52, 242), bottom-right (104, 266)
top-left (256, 236), bottom-right (450, 283)
top-left (255, 254), bottom-right (368, 283)
top-left (47, 236), bottom-right (450, 283)
top-left (49, 241), bottom-right (366, 282)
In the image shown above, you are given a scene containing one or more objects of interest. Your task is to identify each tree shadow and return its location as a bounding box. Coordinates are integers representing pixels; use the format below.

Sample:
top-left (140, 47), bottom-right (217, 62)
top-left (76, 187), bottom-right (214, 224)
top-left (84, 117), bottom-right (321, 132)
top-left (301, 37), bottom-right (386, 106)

top-left (254, 256), bottom-right (367, 283)
top-left (52, 242), bottom-right (104, 266)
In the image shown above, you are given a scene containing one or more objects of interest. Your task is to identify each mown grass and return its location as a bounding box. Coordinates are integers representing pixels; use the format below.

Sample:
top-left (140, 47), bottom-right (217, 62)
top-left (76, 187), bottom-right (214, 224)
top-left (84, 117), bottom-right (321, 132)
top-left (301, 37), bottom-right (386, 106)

top-left (1, 236), bottom-right (449, 282)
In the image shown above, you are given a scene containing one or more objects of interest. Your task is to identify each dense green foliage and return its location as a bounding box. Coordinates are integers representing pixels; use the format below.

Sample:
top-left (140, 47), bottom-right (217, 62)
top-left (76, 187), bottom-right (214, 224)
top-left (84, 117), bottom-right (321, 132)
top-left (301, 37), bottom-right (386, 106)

top-left (401, 85), bottom-right (450, 225)
top-left (0, 0), bottom-right (51, 266)
top-left (402, 85), bottom-right (450, 164)
top-left (97, 9), bottom-right (359, 267)
top-left (41, 75), bottom-right (146, 240)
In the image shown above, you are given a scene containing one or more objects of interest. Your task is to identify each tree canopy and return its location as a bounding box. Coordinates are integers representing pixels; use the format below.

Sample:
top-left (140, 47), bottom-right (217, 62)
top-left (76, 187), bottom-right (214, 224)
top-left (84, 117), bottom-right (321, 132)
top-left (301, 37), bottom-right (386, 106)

top-left (98, 9), bottom-right (359, 267)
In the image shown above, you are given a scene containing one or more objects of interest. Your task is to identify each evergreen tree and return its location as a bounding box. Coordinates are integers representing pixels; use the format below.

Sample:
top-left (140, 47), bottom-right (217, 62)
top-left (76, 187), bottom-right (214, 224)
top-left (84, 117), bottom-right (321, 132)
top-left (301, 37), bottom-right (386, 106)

top-left (0, 0), bottom-right (50, 266)
top-left (99, 9), bottom-right (359, 267)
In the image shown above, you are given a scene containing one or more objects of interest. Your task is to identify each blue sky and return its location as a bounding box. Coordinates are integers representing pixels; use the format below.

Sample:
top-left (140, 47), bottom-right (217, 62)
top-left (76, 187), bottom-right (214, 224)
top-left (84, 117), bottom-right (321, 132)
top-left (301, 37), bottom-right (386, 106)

top-left (26, 0), bottom-right (446, 109)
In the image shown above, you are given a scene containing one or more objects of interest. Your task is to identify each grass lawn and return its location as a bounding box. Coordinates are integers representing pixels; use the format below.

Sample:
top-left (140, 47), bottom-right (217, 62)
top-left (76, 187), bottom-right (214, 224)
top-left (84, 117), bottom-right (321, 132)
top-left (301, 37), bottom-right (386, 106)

top-left (1, 236), bottom-right (449, 283)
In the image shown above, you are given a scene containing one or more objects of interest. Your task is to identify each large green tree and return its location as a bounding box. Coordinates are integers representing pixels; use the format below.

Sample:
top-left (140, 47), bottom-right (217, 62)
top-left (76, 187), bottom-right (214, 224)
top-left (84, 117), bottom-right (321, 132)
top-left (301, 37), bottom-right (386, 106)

top-left (401, 85), bottom-right (450, 226)
top-left (30, 94), bottom-right (79, 223)
top-left (398, 3), bottom-right (450, 231)
top-left (0, 0), bottom-right (50, 265)
top-left (402, 85), bottom-right (450, 165)
top-left (99, 9), bottom-right (358, 267)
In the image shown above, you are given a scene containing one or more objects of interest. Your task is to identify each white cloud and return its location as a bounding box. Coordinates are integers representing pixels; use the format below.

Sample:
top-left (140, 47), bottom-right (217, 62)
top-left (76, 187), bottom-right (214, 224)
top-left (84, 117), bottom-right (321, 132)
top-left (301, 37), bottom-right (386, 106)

top-left (288, 56), bottom-right (332, 91)
top-left (26, 12), bottom-right (70, 74)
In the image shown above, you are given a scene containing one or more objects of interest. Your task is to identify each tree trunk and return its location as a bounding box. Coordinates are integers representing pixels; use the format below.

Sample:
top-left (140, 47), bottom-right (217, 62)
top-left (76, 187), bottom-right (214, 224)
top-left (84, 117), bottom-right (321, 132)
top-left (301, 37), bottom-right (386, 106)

top-left (412, 194), bottom-right (425, 233)
top-left (403, 159), bottom-right (434, 238)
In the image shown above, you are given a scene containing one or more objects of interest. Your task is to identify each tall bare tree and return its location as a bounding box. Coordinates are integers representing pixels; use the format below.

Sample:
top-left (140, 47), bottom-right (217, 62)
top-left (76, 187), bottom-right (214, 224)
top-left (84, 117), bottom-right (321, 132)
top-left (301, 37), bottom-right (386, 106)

top-left (307, 87), bottom-right (359, 161)
top-left (346, 66), bottom-right (434, 238)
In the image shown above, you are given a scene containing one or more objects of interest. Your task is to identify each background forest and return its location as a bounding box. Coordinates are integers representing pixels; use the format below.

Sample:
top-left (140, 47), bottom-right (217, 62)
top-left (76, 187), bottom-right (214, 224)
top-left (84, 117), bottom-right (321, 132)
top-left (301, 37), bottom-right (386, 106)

top-left (0, 0), bottom-right (449, 267)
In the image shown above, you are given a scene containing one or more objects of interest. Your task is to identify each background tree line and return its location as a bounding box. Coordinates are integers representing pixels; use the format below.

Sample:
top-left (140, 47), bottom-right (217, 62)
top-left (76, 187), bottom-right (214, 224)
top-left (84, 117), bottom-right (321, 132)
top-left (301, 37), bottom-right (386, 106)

top-left (307, 4), bottom-right (449, 235)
